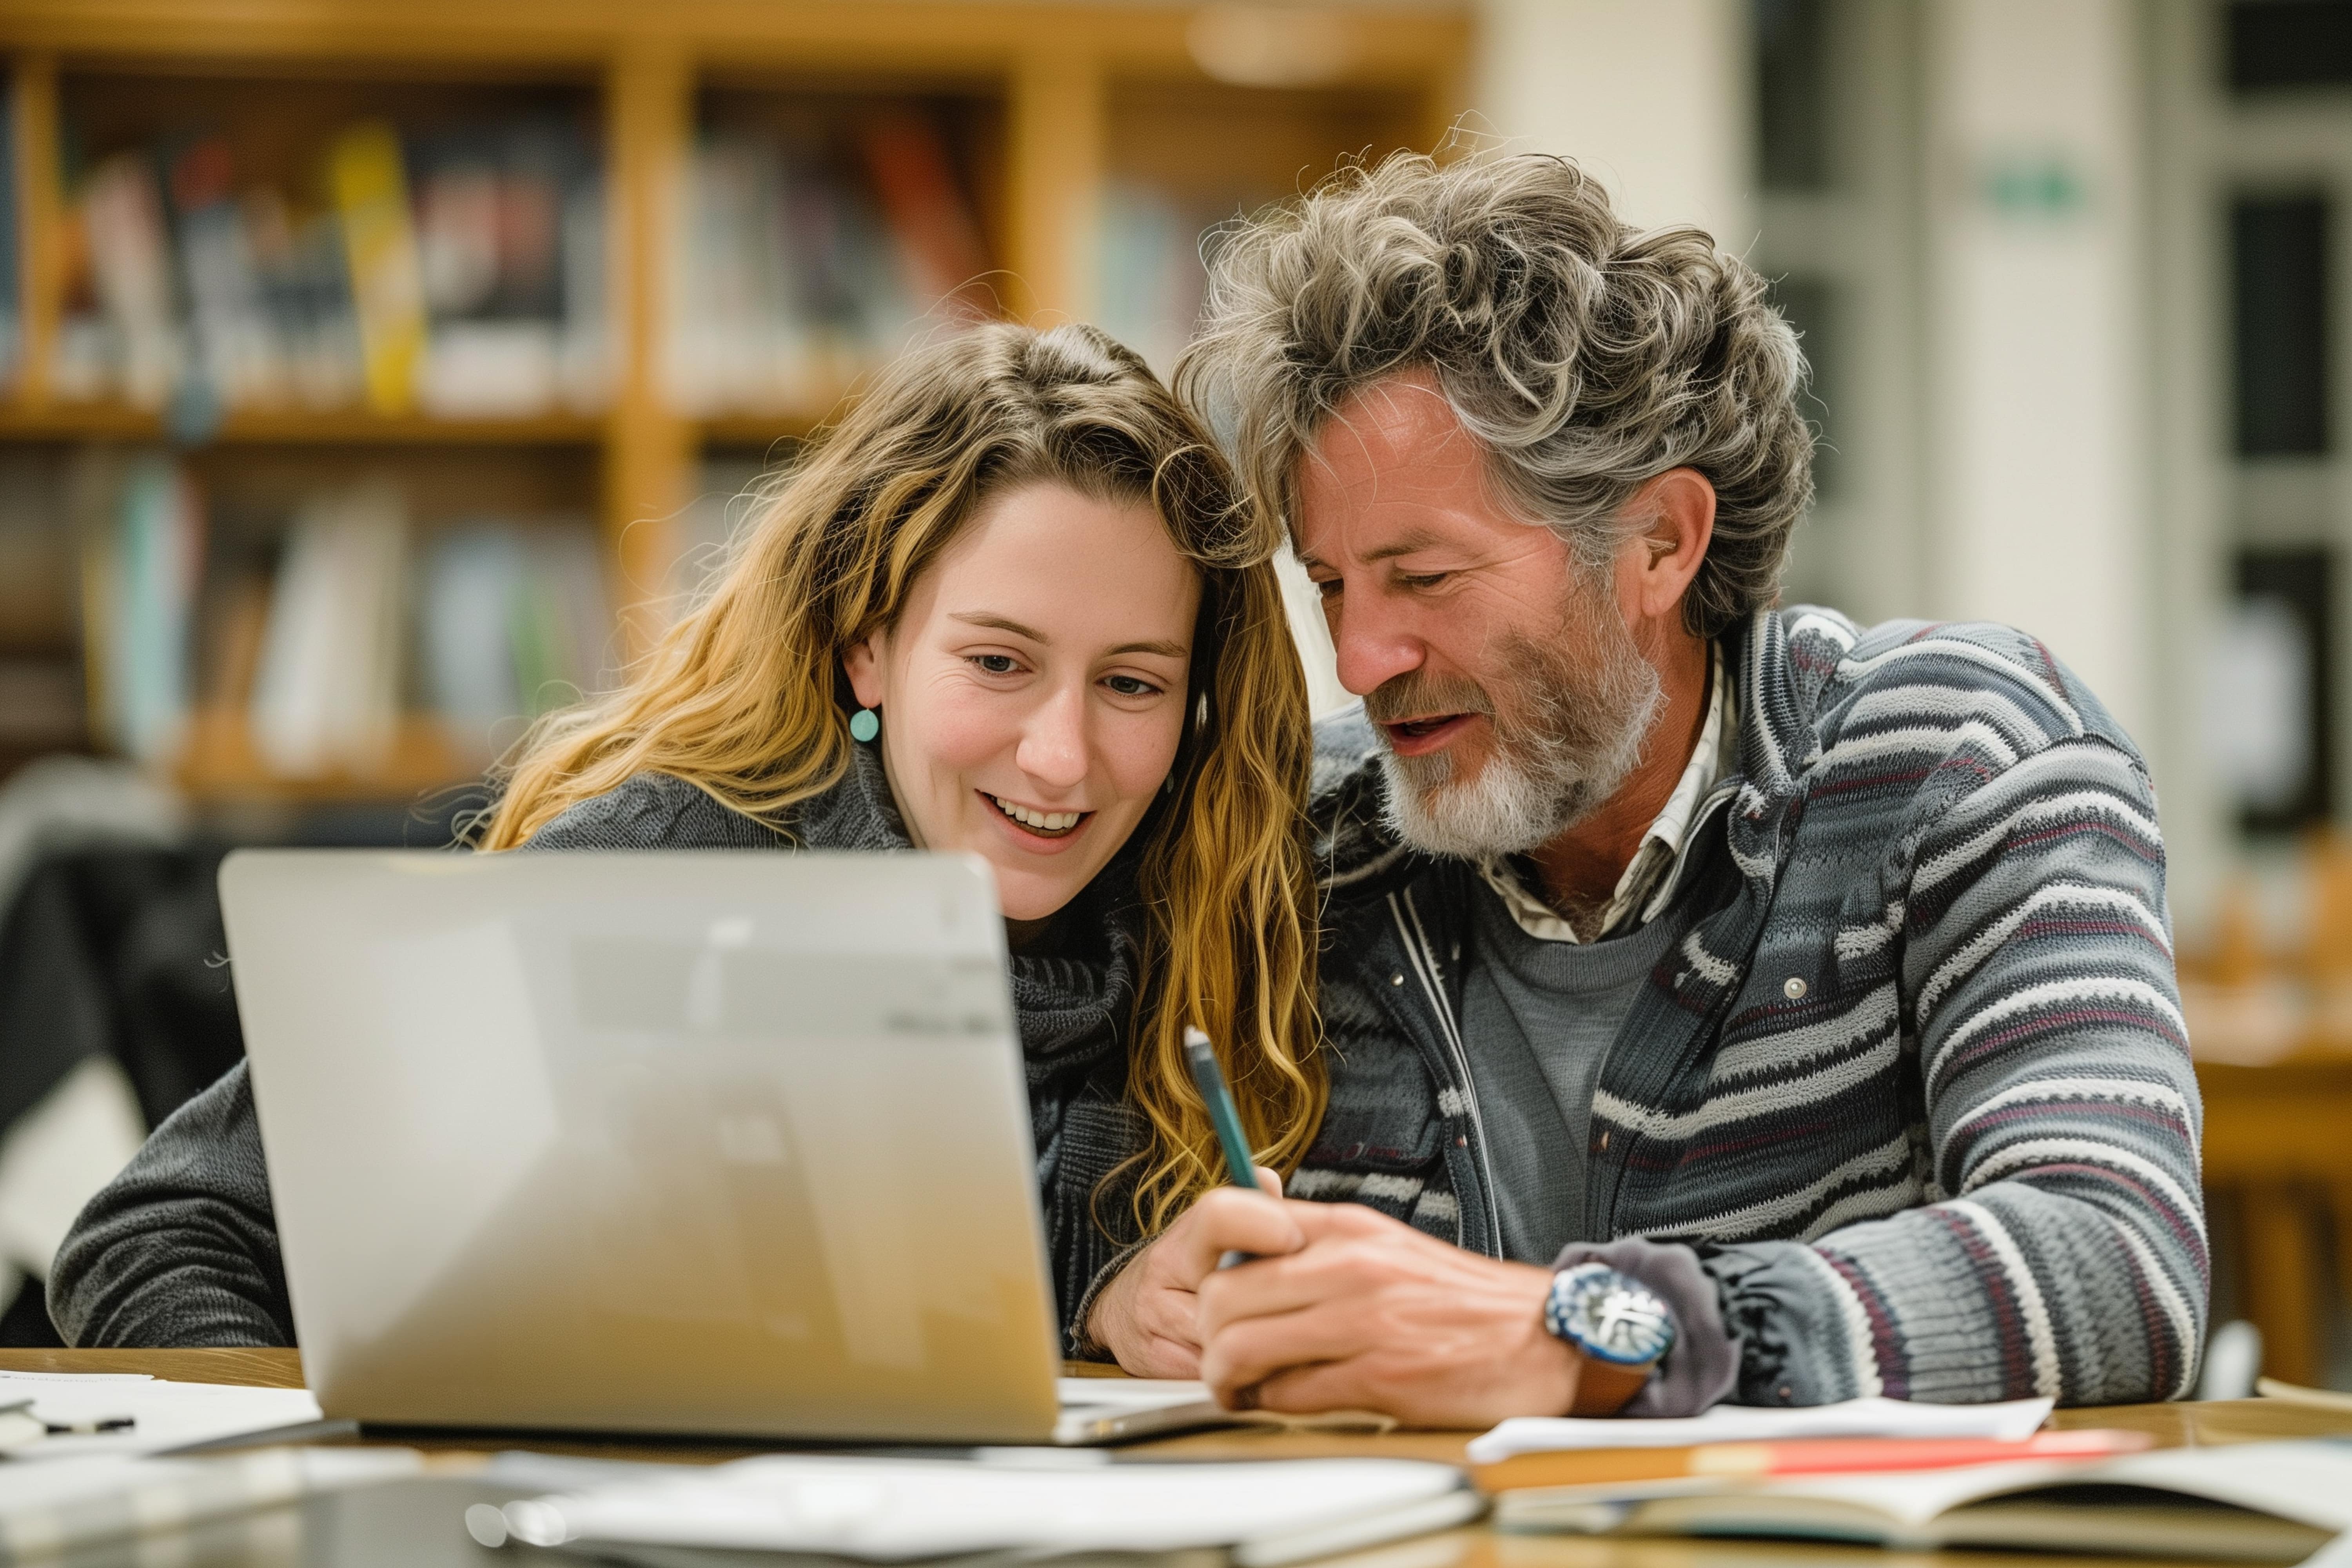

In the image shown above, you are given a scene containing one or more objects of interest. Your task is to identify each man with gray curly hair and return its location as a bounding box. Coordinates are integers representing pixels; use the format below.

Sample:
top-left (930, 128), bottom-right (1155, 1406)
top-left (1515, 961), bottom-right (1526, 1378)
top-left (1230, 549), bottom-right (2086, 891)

top-left (1083, 154), bottom-right (2203, 1425)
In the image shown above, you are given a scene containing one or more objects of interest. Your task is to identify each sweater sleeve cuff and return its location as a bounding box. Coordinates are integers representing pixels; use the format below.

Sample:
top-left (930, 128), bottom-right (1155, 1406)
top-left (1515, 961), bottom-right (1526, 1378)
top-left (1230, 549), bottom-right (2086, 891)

top-left (1062, 1237), bottom-right (1151, 1362)
top-left (1553, 1236), bottom-right (1740, 1417)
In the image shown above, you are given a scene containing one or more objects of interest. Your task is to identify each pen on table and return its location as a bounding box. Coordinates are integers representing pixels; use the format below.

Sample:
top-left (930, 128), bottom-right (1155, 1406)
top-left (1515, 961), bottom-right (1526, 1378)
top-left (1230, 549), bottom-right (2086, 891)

top-left (0, 1399), bottom-right (135, 1454)
top-left (1183, 1025), bottom-right (1270, 1269)
top-left (0, 1396), bottom-right (134, 1428)
top-left (1470, 1429), bottom-right (2154, 1494)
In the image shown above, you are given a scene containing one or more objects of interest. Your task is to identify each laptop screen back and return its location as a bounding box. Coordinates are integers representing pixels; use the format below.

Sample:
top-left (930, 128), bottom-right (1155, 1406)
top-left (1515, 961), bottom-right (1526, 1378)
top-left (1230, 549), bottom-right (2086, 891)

top-left (220, 849), bottom-right (1065, 1442)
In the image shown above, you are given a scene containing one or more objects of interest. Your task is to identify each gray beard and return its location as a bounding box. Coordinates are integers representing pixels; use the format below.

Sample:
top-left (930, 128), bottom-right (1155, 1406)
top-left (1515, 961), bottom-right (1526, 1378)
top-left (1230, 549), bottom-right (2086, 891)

top-left (1371, 594), bottom-right (1664, 860)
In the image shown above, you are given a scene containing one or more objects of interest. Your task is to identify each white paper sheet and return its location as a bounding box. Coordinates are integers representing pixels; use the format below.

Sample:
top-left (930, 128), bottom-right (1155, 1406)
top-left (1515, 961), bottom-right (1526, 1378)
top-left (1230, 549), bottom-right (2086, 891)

top-left (484, 1455), bottom-right (1474, 1562)
top-left (1465, 1395), bottom-right (2055, 1463)
top-left (0, 1372), bottom-right (326, 1461)
top-left (1053, 1376), bottom-right (1213, 1410)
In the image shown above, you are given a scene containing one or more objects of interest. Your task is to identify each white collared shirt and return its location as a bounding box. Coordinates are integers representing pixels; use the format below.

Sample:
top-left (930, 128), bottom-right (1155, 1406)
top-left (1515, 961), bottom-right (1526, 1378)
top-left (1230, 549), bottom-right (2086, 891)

top-left (1477, 642), bottom-right (1737, 944)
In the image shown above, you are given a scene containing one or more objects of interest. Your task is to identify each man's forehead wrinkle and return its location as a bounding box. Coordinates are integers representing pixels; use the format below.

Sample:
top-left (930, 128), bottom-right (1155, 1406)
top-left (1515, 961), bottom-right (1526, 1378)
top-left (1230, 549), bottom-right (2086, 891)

top-left (1368, 381), bottom-right (1490, 489)
top-left (1302, 400), bottom-right (1392, 512)
top-left (1301, 374), bottom-right (1499, 563)
top-left (1360, 375), bottom-right (1430, 433)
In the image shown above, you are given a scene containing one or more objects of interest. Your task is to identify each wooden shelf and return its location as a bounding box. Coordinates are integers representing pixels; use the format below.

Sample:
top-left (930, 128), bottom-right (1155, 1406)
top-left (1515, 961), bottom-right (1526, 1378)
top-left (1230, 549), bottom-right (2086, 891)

top-left (2, 1), bottom-right (1470, 804)
top-left (0, 402), bottom-right (605, 446)
top-left (174, 709), bottom-right (483, 804)
top-left (696, 412), bottom-right (830, 448)
top-left (0, 3), bottom-right (1467, 88)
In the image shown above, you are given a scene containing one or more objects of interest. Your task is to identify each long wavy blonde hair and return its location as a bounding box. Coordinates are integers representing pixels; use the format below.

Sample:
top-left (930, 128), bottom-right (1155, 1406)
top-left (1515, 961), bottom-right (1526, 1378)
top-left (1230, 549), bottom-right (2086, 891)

top-left (482, 322), bottom-right (1323, 1231)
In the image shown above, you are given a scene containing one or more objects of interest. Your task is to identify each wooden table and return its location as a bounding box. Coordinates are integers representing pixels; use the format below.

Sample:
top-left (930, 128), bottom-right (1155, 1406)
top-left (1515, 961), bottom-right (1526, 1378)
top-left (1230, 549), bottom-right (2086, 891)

top-left (2198, 1058), bottom-right (2352, 1387)
top-left (8, 1349), bottom-right (2351, 1568)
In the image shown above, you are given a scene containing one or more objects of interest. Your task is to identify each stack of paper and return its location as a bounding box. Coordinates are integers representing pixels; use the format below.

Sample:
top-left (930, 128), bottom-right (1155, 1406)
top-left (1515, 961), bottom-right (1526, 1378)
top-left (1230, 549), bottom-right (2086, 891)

top-left (470, 1455), bottom-right (1479, 1568)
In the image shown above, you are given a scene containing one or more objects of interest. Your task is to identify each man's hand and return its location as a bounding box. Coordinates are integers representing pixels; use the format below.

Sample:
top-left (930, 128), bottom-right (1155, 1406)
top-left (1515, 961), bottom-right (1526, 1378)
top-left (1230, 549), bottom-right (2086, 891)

top-left (1195, 1200), bottom-right (1583, 1427)
top-left (1085, 1169), bottom-right (1293, 1377)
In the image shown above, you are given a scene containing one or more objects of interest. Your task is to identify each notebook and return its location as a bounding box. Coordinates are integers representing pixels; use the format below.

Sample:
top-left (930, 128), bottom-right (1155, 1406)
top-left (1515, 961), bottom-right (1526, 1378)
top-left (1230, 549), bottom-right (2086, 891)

top-left (1491, 1437), bottom-right (2352, 1561)
top-left (1468, 1395), bottom-right (2055, 1461)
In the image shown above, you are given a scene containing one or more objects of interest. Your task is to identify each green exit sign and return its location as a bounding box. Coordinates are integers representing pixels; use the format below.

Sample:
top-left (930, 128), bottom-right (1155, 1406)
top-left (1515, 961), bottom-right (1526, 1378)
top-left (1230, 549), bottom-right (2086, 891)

top-left (1980, 154), bottom-right (2090, 219)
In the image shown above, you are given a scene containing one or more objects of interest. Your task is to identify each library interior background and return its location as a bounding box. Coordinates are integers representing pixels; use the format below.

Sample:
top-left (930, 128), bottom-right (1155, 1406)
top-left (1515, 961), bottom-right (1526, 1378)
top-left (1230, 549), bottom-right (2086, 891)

top-left (4, 0), bottom-right (2352, 1392)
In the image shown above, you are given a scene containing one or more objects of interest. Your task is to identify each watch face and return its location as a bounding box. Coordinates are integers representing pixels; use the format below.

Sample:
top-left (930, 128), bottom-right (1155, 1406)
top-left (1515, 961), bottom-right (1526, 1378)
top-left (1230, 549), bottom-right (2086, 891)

top-left (1554, 1266), bottom-right (1675, 1367)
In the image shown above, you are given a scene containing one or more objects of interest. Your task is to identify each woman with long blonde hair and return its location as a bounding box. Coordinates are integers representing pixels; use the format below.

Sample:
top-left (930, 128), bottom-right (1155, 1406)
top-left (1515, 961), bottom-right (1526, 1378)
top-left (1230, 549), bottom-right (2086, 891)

top-left (50, 323), bottom-right (1324, 1371)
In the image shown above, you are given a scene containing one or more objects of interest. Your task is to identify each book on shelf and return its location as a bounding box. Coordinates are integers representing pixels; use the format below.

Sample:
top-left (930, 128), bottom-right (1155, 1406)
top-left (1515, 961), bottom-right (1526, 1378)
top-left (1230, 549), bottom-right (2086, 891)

top-left (410, 118), bottom-right (606, 417)
top-left (166, 136), bottom-right (272, 416)
top-left (51, 111), bottom-right (603, 420)
top-left (328, 123), bottom-right (428, 417)
top-left (668, 111), bottom-right (986, 416)
top-left (61, 450), bottom-right (615, 786)
top-left (76, 453), bottom-right (203, 764)
top-left (0, 447), bottom-right (87, 757)
top-left (857, 113), bottom-right (993, 317)
top-left (1096, 180), bottom-right (1207, 376)
top-left (247, 477), bottom-right (409, 775)
top-left (0, 451), bottom-right (76, 650)
top-left (419, 521), bottom-right (612, 766)
top-left (80, 155), bottom-right (183, 410)
top-left (196, 563), bottom-right (271, 718)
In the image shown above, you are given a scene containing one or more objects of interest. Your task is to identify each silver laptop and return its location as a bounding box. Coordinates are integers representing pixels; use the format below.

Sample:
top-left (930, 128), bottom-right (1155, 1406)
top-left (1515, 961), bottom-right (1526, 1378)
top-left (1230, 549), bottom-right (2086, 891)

top-left (219, 848), bottom-right (1221, 1445)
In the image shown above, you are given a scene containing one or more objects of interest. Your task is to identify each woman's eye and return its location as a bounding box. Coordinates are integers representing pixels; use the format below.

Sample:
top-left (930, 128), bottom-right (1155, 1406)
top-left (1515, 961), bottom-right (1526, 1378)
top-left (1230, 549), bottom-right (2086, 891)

top-left (970, 654), bottom-right (1022, 675)
top-left (1103, 675), bottom-right (1162, 698)
top-left (1314, 578), bottom-right (1342, 601)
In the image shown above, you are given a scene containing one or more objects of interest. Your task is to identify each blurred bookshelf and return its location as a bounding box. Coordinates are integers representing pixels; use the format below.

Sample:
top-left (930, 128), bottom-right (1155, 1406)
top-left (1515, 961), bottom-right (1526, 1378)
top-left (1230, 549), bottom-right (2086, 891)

top-left (0, 1), bottom-right (1470, 805)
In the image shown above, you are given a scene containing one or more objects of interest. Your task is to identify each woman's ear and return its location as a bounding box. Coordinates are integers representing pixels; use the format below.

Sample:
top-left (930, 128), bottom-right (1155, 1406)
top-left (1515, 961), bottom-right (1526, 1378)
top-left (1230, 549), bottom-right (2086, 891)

top-left (842, 633), bottom-right (886, 711)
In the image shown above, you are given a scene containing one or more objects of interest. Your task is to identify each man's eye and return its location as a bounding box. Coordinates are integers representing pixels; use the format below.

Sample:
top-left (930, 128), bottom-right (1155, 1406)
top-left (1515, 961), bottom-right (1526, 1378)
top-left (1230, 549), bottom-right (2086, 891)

top-left (1104, 675), bottom-right (1162, 697)
top-left (970, 654), bottom-right (1021, 675)
top-left (1401, 572), bottom-right (1450, 590)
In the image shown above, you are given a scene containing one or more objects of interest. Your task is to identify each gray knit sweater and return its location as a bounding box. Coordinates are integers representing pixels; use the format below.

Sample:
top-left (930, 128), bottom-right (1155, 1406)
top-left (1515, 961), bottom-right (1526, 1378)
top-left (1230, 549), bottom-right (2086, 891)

top-left (49, 748), bottom-right (1156, 1349)
top-left (1288, 607), bottom-right (2206, 1406)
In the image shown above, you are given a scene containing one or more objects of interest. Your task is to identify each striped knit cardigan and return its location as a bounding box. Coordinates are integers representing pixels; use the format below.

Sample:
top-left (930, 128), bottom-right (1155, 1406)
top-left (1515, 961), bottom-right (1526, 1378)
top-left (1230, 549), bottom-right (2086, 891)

top-left (1291, 606), bottom-right (2207, 1406)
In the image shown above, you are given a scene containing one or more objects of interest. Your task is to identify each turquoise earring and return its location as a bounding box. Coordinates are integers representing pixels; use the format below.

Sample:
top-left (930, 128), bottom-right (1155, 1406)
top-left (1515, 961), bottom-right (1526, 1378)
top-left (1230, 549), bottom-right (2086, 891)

top-left (849, 707), bottom-right (880, 743)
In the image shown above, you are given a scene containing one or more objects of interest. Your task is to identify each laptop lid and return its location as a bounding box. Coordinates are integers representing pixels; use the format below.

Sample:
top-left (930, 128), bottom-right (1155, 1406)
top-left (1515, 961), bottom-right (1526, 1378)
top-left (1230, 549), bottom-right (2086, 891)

top-left (220, 848), bottom-right (1068, 1443)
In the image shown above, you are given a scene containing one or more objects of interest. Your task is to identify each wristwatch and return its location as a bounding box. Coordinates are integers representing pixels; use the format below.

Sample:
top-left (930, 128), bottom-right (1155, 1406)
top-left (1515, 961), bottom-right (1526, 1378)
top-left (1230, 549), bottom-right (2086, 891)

top-left (1543, 1262), bottom-right (1676, 1415)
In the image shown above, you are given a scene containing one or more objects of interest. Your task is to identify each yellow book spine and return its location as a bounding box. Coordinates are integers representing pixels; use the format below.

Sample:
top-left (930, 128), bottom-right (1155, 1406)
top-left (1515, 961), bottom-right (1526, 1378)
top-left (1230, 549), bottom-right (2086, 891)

top-left (328, 122), bottom-right (424, 415)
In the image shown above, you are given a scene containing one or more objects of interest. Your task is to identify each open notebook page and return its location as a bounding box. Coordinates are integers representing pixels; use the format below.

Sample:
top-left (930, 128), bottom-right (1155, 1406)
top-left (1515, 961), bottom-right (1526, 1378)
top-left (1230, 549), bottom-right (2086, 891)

top-left (1468, 1395), bottom-right (2055, 1461)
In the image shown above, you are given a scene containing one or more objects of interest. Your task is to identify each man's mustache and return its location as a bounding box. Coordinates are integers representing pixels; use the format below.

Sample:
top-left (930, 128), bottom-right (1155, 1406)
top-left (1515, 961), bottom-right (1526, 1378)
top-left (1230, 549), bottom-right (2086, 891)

top-left (1365, 671), bottom-right (1497, 727)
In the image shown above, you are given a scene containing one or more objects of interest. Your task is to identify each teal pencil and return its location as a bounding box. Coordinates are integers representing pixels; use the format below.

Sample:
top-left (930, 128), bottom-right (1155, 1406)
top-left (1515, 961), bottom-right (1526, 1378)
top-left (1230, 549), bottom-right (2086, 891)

top-left (1184, 1026), bottom-right (1266, 1269)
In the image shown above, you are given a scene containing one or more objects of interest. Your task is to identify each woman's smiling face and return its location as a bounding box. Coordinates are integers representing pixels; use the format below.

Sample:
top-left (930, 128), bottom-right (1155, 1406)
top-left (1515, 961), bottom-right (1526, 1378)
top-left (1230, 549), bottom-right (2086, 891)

top-left (842, 481), bottom-right (1200, 927)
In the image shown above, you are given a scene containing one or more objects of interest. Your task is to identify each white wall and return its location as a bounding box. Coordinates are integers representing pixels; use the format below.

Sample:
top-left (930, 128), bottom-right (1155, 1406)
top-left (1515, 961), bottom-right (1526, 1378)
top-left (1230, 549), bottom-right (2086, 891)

top-left (1473, 0), bottom-right (1754, 247)
top-left (1920, 0), bottom-right (2154, 746)
top-left (2142, 0), bottom-right (2230, 938)
top-left (1472, 0), bottom-right (2163, 789)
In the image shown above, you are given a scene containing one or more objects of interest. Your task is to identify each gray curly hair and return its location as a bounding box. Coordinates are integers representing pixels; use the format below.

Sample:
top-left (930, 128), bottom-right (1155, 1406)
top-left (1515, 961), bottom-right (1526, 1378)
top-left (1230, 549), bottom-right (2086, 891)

top-left (1176, 152), bottom-right (1814, 639)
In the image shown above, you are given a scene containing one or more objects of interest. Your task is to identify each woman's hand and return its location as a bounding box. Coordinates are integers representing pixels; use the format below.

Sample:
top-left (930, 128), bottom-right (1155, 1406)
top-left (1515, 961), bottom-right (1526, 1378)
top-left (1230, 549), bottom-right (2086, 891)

top-left (1085, 1169), bottom-right (1291, 1377)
